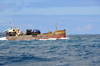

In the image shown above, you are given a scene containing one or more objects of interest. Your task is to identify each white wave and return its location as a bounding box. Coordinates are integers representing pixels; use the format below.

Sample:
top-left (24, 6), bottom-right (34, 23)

top-left (38, 37), bottom-right (70, 40)
top-left (59, 37), bottom-right (70, 40)
top-left (0, 37), bottom-right (7, 40)
top-left (39, 38), bottom-right (57, 40)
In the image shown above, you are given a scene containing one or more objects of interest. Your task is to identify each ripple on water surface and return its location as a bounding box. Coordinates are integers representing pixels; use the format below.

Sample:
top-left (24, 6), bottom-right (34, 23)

top-left (0, 35), bottom-right (100, 66)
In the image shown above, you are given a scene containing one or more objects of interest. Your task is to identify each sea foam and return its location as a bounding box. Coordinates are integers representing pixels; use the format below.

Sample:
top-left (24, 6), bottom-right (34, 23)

top-left (0, 37), bottom-right (7, 40)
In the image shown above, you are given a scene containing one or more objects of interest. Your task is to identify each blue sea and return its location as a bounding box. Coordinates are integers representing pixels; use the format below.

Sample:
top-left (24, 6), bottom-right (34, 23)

top-left (0, 35), bottom-right (100, 66)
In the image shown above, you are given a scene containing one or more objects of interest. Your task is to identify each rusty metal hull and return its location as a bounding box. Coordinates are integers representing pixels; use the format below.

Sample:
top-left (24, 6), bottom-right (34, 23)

top-left (6, 29), bottom-right (66, 40)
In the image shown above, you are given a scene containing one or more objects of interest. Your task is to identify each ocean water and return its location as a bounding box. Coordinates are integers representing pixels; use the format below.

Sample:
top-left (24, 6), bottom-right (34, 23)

top-left (0, 35), bottom-right (100, 66)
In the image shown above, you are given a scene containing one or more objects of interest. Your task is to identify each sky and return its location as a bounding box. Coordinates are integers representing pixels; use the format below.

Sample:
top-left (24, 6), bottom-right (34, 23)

top-left (0, 0), bottom-right (100, 35)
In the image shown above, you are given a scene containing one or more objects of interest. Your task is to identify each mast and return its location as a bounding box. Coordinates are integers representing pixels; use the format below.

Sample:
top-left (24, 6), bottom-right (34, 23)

top-left (56, 22), bottom-right (57, 32)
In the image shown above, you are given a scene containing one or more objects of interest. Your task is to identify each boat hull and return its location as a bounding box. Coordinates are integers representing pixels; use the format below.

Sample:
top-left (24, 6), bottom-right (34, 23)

top-left (6, 29), bottom-right (66, 40)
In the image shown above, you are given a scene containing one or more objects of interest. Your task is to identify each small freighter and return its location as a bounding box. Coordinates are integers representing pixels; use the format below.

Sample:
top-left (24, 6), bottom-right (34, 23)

top-left (4, 23), bottom-right (66, 40)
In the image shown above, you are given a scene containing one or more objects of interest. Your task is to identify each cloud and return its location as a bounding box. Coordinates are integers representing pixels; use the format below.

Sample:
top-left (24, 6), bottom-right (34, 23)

top-left (0, 0), bottom-right (100, 15)
top-left (0, 6), bottom-right (100, 16)
top-left (23, 0), bottom-right (49, 2)
top-left (0, 5), bottom-right (3, 10)
top-left (0, 21), bottom-right (3, 22)
top-left (0, 4), bottom-right (15, 11)
top-left (0, 5), bottom-right (2, 8)
top-left (28, 25), bottom-right (34, 28)
top-left (73, 24), bottom-right (94, 32)
top-left (0, 0), bottom-right (100, 13)
top-left (0, 0), bottom-right (49, 11)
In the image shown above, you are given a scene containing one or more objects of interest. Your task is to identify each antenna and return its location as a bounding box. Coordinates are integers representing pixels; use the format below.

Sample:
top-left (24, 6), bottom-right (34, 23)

top-left (10, 22), bottom-right (13, 29)
top-left (56, 22), bottom-right (57, 32)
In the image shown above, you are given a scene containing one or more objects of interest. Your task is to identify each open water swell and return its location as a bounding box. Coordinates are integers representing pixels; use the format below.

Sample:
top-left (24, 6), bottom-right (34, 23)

top-left (0, 35), bottom-right (100, 66)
